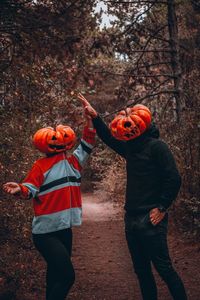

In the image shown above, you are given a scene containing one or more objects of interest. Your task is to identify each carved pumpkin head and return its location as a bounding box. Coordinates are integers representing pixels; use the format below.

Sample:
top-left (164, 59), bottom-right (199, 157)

top-left (109, 104), bottom-right (151, 141)
top-left (33, 125), bottom-right (76, 154)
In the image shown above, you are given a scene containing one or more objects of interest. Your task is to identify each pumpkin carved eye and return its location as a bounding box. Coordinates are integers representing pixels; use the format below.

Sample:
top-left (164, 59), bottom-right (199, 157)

top-left (124, 121), bottom-right (132, 128)
top-left (109, 104), bottom-right (151, 141)
top-left (33, 125), bottom-right (76, 154)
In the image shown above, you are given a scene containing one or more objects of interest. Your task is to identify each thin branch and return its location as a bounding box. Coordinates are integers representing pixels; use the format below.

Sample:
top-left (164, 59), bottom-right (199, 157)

top-left (148, 77), bottom-right (171, 94)
top-left (127, 49), bottom-right (175, 52)
top-left (0, 42), bottom-right (13, 54)
top-left (191, 0), bottom-right (200, 9)
top-left (106, 1), bottom-right (168, 4)
top-left (134, 24), bottom-right (168, 69)
top-left (153, 36), bottom-right (170, 44)
top-left (159, 95), bottom-right (175, 120)
top-left (120, 2), bottom-right (155, 37)
top-left (90, 70), bottom-right (176, 78)
top-left (134, 61), bottom-right (171, 68)
top-left (103, 89), bottom-right (177, 118)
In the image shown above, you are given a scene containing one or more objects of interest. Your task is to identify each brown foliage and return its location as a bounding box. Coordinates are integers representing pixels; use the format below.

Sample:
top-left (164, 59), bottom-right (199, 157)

top-left (0, 0), bottom-right (200, 298)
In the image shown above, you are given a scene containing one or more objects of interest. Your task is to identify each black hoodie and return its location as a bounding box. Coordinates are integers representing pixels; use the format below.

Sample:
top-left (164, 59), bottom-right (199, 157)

top-left (93, 115), bottom-right (181, 214)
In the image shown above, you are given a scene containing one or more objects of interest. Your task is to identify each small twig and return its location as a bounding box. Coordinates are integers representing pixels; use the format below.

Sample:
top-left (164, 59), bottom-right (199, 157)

top-left (159, 95), bottom-right (175, 120)
top-left (119, 2), bottom-right (156, 37)
top-left (89, 70), bottom-right (177, 78)
top-left (103, 89), bottom-right (178, 118)
top-left (106, 1), bottom-right (168, 4)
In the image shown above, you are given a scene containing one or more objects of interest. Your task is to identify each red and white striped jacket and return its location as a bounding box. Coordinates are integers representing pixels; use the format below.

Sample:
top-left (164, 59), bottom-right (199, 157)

top-left (19, 126), bottom-right (96, 234)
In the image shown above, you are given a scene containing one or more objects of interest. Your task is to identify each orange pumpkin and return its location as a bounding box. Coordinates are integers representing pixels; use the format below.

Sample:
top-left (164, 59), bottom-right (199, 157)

top-left (109, 104), bottom-right (151, 141)
top-left (33, 125), bottom-right (76, 154)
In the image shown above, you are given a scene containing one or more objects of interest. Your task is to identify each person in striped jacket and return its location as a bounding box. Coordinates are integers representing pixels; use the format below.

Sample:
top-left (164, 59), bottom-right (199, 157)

top-left (3, 116), bottom-right (96, 300)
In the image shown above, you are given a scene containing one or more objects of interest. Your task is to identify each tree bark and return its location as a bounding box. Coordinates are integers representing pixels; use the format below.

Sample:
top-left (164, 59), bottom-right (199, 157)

top-left (167, 0), bottom-right (185, 122)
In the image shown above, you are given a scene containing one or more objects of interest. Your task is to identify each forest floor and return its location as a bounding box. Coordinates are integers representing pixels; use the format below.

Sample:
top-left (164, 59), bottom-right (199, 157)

top-left (68, 193), bottom-right (200, 300)
top-left (1, 192), bottom-right (200, 300)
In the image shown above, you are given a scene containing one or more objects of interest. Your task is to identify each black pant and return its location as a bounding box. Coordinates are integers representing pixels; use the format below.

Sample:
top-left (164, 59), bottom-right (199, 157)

top-left (125, 213), bottom-right (187, 300)
top-left (32, 228), bottom-right (75, 300)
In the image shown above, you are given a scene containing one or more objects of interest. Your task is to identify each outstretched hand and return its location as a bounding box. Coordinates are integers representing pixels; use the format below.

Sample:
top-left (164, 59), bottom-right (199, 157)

top-left (77, 93), bottom-right (98, 119)
top-left (3, 182), bottom-right (21, 195)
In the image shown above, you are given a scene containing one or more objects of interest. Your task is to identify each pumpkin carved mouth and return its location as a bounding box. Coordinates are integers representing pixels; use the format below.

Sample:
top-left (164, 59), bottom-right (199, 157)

top-left (48, 144), bottom-right (66, 150)
top-left (33, 125), bottom-right (76, 154)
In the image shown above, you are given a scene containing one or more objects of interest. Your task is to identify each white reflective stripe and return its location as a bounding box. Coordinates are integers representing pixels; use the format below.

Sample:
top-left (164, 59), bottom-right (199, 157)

top-left (43, 159), bottom-right (81, 185)
top-left (32, 207), bottom-right (82, 234)
top-left (81, 139), bottom-right (93, 149)
top-left (73, 142), bottom-right (91, 167)
top-left (38, 181), bottom-right (81, 196)
top-left (22, 183), bottom-right (39, 198)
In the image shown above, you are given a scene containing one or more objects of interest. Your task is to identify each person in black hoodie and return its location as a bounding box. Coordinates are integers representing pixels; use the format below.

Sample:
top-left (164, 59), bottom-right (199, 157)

top-left (78, 94), bottom-right (187, 300)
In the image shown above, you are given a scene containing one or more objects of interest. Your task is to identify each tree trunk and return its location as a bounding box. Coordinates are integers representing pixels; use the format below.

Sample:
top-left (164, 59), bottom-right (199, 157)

top-left (167, 0), bottom-right (185, 122)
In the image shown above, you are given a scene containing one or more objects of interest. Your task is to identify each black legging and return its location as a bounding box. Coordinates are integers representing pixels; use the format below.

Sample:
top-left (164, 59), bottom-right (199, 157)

top-left (32, 228), bottom-right (75, 300)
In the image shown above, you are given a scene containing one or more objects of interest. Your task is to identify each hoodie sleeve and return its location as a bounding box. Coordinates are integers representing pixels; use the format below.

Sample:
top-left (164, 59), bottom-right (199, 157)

top-left (151, 140), bottom-right (181, 210)
top-left (92, 115), bottom-right (126, 158)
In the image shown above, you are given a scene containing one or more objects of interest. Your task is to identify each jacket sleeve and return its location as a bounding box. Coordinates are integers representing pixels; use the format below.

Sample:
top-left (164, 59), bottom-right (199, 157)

top-left (92, 115), bottom-right (126, 158)
top-left (151, 140), bottom-right (181, 210)
top-left (72, 126), bottom-right (96, 168)
top-left (19, 163), bottom-right (44, 199)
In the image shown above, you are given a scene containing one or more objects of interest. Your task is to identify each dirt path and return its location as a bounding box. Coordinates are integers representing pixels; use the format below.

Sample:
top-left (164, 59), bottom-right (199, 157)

top-left (68, 193), bottom-right (200, 300)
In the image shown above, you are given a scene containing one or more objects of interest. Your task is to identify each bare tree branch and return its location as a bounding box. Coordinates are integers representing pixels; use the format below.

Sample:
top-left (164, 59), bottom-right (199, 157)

top-left (106, 1), bottom-right (168, 4)
top-left (103, 88), bottom-right (177, 118)
top-left (119, 2), bottom-right (156, 37)
top-left (90, 70), bottom-right (177, 78)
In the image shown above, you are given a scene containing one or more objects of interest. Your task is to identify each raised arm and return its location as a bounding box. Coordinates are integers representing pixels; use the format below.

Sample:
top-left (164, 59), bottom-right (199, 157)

top-left (78, 93), bottom-right (126, 158)
top-left (71, 109), bottom-right (96, 168)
